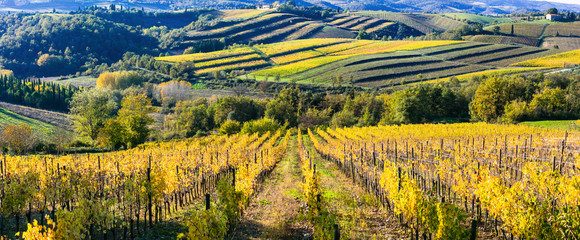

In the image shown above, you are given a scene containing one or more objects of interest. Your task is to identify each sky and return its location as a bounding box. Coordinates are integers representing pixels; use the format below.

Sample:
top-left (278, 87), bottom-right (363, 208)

top-left (543, 0), bottom-right (580, 5)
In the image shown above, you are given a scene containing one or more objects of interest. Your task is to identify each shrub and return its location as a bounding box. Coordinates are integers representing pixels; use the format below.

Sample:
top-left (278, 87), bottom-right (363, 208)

top-left (0, 124), bottom-right (36, 154)
top-left (219, 120), bottom-right (241, 135)
top-left (529, 88), bottom-right (567, 118)
top-left (331, 110), bottom-right (357, 128)
top-left (502, 100), bottom-right (531, 123)
top-left (240, 118), bottom-right (281, 135)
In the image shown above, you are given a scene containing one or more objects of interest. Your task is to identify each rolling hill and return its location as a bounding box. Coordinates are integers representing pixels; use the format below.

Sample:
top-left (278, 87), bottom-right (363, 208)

top-left (461, 21), bottom-right (580, 50)
top-left (176, 12), bottom-right (411, 51)
top-left (155, 38), bottom-right (566, 89)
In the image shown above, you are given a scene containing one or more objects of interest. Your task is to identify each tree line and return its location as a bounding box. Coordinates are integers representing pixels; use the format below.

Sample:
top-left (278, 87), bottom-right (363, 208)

top-left (68, 72), bottom-right (580, 150)
top-left (0, 75), bottom-right (78, 111)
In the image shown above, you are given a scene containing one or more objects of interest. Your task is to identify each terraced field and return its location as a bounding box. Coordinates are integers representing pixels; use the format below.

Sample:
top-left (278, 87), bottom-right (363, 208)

top-left (483, 23), bottom-right (547, 38)
top-left (354, 11), bottom-right (466, 34)
top-left (513, 49), bottom-right (580, 67)
top-left (325, 14), bottom-right (395, 34)
top-left (179, 12), bottom-right (399, 50)
top-left (157, 39), bottom-right (566, 88)
top-left (470, 35), bottom-right (540, 47)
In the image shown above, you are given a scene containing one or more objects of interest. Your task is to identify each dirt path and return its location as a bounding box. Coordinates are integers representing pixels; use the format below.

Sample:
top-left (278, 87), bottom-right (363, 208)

top-left (233, 137), bottom-right (313, 240)
top-left (303, 136), bottom-right (408, 240)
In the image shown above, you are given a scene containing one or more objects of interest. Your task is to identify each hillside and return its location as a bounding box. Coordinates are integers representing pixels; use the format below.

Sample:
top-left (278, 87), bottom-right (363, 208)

top-left (156, 39), bottom-right (565, 88)
top-left (458, 21), bottom-right (580, 50)
top-left (2, 0), bottom-right (580, 14)
top-left (354, 11), bottom-right (468, 34)
top-left (175, 12), bottom-right (415, 51)
top-left (0, 106), bottom-right (59, 134)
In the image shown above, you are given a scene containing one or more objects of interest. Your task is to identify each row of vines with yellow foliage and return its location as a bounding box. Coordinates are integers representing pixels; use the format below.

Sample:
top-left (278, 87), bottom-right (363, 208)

top-left (8, 131), bottom-right (289, 239)
top-left (309, 123), bottom-right (580, 239)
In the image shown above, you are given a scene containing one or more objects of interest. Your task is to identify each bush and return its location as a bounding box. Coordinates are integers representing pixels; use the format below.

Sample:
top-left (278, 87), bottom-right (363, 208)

top-left (0, 124), bottom-right (36, 154)
top-left (96, 71), bottom-right (143, 90)
top-left (529, 88), bottom-right (568, 119)
top-left (331, 110), bottom-right (357, 128)
top-left (179, 207), bottom-right (227, 240)
top-left (502, 100), bottom-right (531, 123)
top-left (240, 118), bottom-right (281, 135)
top-left (219, 120), bottom-right (241, 135)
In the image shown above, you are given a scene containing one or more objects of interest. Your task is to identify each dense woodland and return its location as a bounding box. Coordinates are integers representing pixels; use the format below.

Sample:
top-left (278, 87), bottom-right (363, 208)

top-left (0, 13), bottom-right (157, 76)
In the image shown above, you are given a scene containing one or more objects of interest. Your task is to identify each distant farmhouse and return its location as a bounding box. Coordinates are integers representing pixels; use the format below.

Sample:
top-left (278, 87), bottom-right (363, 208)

top-left (546, 14), bottom-right (562, 21)
top-left (257, 4), bottom-right (272, 10)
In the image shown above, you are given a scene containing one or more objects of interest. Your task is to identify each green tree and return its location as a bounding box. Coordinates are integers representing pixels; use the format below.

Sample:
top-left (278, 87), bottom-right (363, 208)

top-left (169, 100), bottom-right (212, 137)
top-left (492, 26), bottom-right (500, 35)
top-left (97, 119), bottom-right (127, 149)
top-left (212, 96), bottom-right (265, 126)
top-left (331, 110), bottom-right (357, 128)
top-left (470, 76), bottom-right (529, 122)
top-left (219, 120), bottom-right (241, 135)
top-left (265, 99), bottom-right (296, 127)
top-left (529, 88), bottom-right (567, 118)
top-left (70, 88), bottom-right (117, 141)
top-left (547, 8), bottom-right (558, 15)
top-left (116, 93), bottom-right (155, 147)
top-left (356, 28), bottom-right (370, 40)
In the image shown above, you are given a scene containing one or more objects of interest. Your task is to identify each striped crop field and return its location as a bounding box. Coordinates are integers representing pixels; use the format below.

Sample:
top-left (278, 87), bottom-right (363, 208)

top-left (156, 47), bottom-right (256, 63)
top-left (325, 14), bottom-right (396, 34)
top-left (354, 11), bottom-right (466, 34)
top-left (255, 38), bottom-right (349, 56)
top-left (194, 53), bottom-right (263, 69)
top-left (417, 67), bottom-right (551, 85)
top-left (470, 35), bottom-right (540, 47)
top-left (178, 12), bottom-right (398, 50)
top-left (197, 59), bottom-right (271, 74)
top-left (512, 49), bottom-right (580, 68)
top-left (270, 50), bottom-right (324, 65)
top-left (366, 22), bottom-right (395, 33)
top-left (329, 40), bottom-right (463, 56)
top-left (315, 40), bottom-right (375, 54)
top-left (252, 55), bottom-right (351, 77)
top-left (220, 9), bottom-right (273, 20)
top-left (156, 39), bottom-right (571, 89)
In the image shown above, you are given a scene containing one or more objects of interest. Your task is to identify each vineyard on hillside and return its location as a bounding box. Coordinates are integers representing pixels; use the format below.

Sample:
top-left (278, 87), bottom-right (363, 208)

top-left (308, 123), bottom-right (580, 239)
top-left (1, 131), bottom-right (289, 239)
top-left (155, 39), bottom-right (566, 88)
top-left (1, 121), bottom-right (580, 239)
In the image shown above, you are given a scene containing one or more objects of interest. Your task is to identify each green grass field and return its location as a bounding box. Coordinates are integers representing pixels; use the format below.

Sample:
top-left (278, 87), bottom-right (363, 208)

top-left (520, 120), bottom-right (580, 130)
top-left (443, 13), bottom-right (512, 25)
top-left (0, 107), bottom-right (57, 135)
